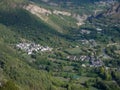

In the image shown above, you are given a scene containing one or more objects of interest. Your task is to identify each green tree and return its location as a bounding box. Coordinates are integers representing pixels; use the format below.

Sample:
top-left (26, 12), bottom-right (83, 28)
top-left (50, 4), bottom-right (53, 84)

top-left (0, 81), bottom-right (19, 90)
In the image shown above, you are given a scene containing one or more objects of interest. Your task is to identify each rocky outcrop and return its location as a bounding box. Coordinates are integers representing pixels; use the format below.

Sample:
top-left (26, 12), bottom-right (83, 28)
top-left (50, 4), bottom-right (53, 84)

top-left (23, 3), bottom-right (52, 22)
top-left (105, 3), bottom-right (120, 16)
top-left (53, 10), bottom-right (71, 16)
top-left (24, 3), bottom-right (73, 17)
top-left (24, 3), bottom-right (88, 27)
top-left (73, 14), bottom-right (87, 26)
top-left (24, 4), bottom-right (52, 15)
top-left (89, 2), bottom-right (120, 19)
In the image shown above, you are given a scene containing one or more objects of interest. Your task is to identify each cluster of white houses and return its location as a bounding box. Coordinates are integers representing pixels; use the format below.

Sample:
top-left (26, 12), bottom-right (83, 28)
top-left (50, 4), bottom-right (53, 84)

top-left (79, 39), bottom-right (97, 47)
top-left (67, 55), bottom-right (103, 67)
top-left (16, 43), bottom-right (52, 55)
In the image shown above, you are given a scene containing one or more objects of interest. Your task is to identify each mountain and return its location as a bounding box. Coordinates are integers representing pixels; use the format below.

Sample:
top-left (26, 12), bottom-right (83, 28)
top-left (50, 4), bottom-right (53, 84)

top-left (104, 2), bottom-right (120, 18)
top-left (30, 0), bottom-right (112, 15)
top-left (0, 0), bottom-right (73, 47)
top-left (0, 0), bottom-right (71, 90)
top-left (87, 1), bottom-right (120, 42)
top-left (0, 0), bottom-right (120, 90)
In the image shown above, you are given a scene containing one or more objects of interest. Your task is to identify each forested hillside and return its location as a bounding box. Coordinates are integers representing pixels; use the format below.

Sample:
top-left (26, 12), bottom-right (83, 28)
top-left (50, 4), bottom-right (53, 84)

top-left (0, 0), bottom-right (71, 90)
top-left (0, 0), bottom-right (120, 90)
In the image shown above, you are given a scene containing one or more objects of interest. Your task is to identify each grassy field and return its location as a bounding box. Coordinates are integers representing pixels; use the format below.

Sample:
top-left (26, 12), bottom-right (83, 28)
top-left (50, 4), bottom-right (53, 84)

top-left (65, 47), bottom-right (82, 55)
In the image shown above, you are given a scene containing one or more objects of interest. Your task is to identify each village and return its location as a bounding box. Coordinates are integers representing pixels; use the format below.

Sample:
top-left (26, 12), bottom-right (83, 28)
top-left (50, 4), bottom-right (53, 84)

top-left (67, 55), bottom-right (103, 67)
top-left (16, 42), bottom-right (53, 55)
top-left (78, 39), bottom-right (97, 47)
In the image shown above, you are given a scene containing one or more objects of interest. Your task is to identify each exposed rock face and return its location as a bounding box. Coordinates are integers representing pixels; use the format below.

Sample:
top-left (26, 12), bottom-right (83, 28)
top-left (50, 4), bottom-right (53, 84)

top-left (41, 0), bottom-right (49, 2)
top-left (104, 2), bottom-right (120, 17)
top-left (24, 4), bottom-right (52, 15)
top-left (24, 3), bottom-right (87, 27)
top-left (25, 3), bottom-right (71, 16)
top-left (73, 14), bottom-right (87, 26)
top-left (24, 3), bottom-right (52, 22)
top-left (53, 10), bottom-right (71, 16)
top-left (90, 2), bottom-right (120, 19)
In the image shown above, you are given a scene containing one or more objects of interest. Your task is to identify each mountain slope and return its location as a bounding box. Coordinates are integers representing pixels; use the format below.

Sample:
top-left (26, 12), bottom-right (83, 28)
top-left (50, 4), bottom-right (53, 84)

top-left (0, 0), bottom-right (120, 90)
top-left (85, 2), bottom-right (120, 43)
top-left (104, 2), bottom-right (120, 18)
top-left (0, 6), bottom-right (72, 47)
top-left (0, 1), bottom-right (70, 90)
top-left (0, 24), bottom-right (54, 90)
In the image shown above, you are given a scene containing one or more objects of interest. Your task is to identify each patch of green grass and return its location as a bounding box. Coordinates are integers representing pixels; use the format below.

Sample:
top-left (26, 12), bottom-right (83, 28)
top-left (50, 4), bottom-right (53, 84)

top-left (76, 76), bottom-right (94, 83)
top-left (65, 47), bottom-right (82, 55)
